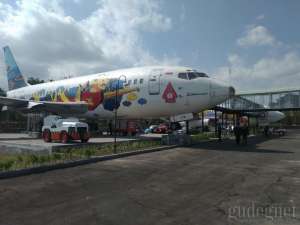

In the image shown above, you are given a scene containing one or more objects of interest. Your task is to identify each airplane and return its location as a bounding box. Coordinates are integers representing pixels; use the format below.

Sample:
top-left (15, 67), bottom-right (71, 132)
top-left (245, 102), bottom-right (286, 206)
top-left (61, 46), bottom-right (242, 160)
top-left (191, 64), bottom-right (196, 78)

top-left (204, 110), bottom-right (285, 125)
top-left (1, 46), bottom-right (234, 120)
top-left (178, 110), bottom-right (285, 132)
top-left (249, 111), bottom-right (285, 125)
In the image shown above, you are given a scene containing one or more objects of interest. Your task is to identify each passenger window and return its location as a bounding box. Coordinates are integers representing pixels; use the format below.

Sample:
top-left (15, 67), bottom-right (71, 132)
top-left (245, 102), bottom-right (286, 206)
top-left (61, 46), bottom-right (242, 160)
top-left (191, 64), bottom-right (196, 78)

top-left (178, 73), bottom-right (188, 79)
top-left (134, 79), bottom-right (137, 85)
top-left (140, 78), bottom-right (144, 84)
top-left (127, 80), bottom-right (132, 86)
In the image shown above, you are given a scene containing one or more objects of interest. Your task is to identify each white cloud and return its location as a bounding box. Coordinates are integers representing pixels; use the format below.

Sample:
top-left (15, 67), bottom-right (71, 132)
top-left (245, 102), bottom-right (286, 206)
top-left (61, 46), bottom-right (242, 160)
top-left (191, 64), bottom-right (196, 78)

top-left (237, 25), bottom-right (276, 47)
top-left (179, 4), bottom-right (185, 22)
top-left (214, 52), bottom-right (300, 91)
top-left (256, 14), bottom-right (265, 20)
top-left (0, 0), bottom-right (177, 90)
top-left (228, 54), bottom-right (243, 66)
top-left (214, 23), bottom-right (300, 92)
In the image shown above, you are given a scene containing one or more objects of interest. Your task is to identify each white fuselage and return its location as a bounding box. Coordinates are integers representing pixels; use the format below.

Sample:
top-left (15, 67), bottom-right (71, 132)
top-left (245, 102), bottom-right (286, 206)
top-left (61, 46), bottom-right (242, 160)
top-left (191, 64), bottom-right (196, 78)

top-left (7, 66), bottom-right (232, 119)
top-left (257, 111), bottom-right (285, 125)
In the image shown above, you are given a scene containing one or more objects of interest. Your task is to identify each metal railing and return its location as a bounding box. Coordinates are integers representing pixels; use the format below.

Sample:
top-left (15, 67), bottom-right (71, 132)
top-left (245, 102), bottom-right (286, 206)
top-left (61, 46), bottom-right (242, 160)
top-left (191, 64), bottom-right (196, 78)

top-left (218, 89), bottom-right (300, 112)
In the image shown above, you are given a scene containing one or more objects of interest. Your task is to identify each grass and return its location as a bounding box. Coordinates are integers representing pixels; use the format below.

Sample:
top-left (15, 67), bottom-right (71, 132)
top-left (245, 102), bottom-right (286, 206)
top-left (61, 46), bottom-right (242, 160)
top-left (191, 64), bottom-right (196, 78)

top-left (0, 132), bottom-right (219, 172)
top-left (0, 140), bottom-right (162, 172)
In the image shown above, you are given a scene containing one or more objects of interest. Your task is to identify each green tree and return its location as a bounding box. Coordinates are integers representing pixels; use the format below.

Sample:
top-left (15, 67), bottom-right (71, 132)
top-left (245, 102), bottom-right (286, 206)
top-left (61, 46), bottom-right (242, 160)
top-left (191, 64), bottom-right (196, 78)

top-left (27, 77), bottom-right (45, 85)
top-left (0, 88), bottom-right (6, 97)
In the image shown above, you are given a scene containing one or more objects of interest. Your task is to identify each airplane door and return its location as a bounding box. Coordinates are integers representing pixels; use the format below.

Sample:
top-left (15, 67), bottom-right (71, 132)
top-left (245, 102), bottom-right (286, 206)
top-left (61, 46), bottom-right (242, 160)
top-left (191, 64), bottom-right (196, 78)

top-left (185, 91), bottom-right (189, 106)
top-left (148, 70), bottom-right (161, 95)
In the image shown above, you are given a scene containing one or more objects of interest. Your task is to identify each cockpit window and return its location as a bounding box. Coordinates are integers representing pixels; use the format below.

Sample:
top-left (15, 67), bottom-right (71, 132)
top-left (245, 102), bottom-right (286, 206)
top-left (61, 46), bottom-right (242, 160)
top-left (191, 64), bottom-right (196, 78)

top-left (188, 72), bottom-right (197, 80)
top-left (178, 73), bottom-right (188, 79)
top-left (178, 72), bottom-right (209, 80)
top-left (196, 72), bottom-right (209, 78)
top-left (188, 72), bottom-right (209, 79)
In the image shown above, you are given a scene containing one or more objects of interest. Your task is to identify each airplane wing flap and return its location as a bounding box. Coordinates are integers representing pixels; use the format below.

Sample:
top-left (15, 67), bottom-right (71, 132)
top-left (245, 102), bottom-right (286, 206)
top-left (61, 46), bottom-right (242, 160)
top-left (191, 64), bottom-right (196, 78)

top-left (0, 96), bottom-right (28, 107)
top-left (0, 96), bottom-right (88, 114)
top-left (30, 101), bottom-right (89, 114)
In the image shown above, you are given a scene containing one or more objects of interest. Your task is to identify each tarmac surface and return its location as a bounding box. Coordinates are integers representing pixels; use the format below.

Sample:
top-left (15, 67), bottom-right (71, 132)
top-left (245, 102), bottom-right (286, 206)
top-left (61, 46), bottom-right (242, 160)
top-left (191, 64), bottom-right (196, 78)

top-left (1, 130), bottom-right (300, 225)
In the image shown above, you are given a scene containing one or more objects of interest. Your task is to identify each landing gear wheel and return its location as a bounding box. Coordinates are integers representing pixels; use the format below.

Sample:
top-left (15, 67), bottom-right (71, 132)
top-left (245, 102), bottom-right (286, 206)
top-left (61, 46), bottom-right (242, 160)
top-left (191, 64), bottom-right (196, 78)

top-left (61, 131), bottom-right (69, 143)
top-left (43, 129), bottom-right (51, 142)
top-left (81, 138), bottom-right (89, 143)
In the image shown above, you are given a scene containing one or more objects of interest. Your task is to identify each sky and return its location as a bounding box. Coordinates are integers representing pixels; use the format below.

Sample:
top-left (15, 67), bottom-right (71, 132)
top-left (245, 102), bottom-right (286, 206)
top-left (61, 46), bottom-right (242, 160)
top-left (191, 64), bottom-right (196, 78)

top-left (0, 0), bottom-right (300, 92)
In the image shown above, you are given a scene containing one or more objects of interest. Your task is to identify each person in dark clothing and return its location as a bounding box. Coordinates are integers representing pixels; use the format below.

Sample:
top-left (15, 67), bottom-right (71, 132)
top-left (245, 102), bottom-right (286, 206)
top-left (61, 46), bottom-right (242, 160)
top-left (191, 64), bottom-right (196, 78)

top-left (217, 122), bottom-right (222, 142)
top-left (234, 125), bottom-right (241, 144)
top-left (108, 120), bottom-right (113, 136)
top-left (39, 119), bottom-right (43, 132)
top-left (241, 125), bottom-right (249, 144)
top-left (264, 126), bottom-right (269, 137)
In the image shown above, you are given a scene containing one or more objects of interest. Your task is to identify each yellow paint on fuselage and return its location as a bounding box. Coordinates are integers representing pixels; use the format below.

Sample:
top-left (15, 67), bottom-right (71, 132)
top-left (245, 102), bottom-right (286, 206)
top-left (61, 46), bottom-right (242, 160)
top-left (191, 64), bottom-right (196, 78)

top-left (60, 91), bottom-right (69, 102)
top-left (104, 87), bottom-right (138, 99)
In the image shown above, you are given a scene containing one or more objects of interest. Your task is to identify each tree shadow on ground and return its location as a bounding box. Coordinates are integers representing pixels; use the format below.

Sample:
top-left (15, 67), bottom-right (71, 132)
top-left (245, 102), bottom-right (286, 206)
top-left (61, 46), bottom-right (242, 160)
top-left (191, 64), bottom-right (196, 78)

top-left (188, 135), bottom-right (294, 154)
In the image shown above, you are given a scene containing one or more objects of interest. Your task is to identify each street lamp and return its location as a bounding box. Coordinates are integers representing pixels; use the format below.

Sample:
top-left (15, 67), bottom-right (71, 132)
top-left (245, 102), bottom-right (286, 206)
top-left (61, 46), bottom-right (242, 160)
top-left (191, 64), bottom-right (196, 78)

top-left (114, 75), bottom-right (127, 154)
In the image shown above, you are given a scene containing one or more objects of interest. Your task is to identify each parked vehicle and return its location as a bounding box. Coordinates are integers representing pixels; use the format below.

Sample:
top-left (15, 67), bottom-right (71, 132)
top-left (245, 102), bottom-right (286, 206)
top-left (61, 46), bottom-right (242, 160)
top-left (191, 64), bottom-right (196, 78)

top-left (42, 115), bottom-right (89, 143)
top-left (272, 128), bottom-right (286, 136)
top-left (262, 126), bottom-right (286, 137)
top-left (145, 122), bottom-right (181, 134)
top-left (153, 124), bottom-right (169, 134)
top-left (115, 120), bottom-right (139, 136)
top-left (144, 125), bottom-right (158, 134)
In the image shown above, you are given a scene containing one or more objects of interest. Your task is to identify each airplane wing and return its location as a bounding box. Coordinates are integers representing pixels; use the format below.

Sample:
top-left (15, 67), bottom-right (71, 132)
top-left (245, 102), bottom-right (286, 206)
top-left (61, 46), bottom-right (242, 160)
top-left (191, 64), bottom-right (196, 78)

top-left (0, 96), bottom-right (89, 114)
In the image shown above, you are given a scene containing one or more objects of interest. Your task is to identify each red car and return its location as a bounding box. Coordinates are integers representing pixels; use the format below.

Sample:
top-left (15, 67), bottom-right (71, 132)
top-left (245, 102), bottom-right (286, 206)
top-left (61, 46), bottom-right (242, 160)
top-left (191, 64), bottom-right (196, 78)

top-left (153, 124), bottom-right (169, 134)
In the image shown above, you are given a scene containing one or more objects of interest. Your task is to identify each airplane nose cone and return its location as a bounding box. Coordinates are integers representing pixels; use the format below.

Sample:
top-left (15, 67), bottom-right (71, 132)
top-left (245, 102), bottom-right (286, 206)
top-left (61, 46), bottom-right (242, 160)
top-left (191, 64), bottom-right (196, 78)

top-left (268, 111), bottom-right (285, 123)
top-left (277, 112), bottom-right (285, 121)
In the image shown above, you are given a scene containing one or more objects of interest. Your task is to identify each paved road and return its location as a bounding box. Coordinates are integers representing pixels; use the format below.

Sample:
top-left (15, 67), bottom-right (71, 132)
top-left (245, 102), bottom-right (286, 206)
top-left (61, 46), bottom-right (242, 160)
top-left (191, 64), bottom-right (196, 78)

top-left (1, 131), bottom-right (300, 225)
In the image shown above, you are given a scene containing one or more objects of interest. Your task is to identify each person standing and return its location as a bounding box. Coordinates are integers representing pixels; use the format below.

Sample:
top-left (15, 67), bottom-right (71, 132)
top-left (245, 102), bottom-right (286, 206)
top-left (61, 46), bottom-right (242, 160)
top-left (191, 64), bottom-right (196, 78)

top-left (242, 125), bottom-right (249, 144)
top-left (234, 124), bottom-right (241, 144)
top-left (108, 120), bottom-right (113, 136)
top-left (264, 125), bottom-right (269, 137)
top-left (217, 122), bottom-right (222, 142)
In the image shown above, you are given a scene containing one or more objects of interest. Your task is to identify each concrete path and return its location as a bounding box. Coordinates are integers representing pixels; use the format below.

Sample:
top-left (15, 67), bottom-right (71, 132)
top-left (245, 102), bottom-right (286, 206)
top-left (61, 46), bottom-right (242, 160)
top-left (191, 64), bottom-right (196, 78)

top-left (0, 134), bottom-right (137, 153)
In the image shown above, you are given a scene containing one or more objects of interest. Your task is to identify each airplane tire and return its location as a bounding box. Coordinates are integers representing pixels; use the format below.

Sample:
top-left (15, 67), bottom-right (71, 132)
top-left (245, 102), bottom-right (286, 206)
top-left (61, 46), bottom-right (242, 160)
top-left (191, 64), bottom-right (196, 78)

top-left (43, 129), bottom-right (51, 142)
top-left (61, 131), bottom-right (69, 143)
top-left (81, 138), bottom-right (89, 143)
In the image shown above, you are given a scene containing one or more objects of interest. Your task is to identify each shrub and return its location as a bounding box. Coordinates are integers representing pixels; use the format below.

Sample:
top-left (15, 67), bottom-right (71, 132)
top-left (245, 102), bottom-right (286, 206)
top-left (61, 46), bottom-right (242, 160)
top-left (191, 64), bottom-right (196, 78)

top-left (53, 153), bottom-right (62, 162)
top-left (1, 160), bottom-right (14, 171)
top-left (84, 149), bottom-right (94, 158)
top-left (29, 154), bottom-right (39, 165)
top-left (38, 155), bottom-right (49, 165)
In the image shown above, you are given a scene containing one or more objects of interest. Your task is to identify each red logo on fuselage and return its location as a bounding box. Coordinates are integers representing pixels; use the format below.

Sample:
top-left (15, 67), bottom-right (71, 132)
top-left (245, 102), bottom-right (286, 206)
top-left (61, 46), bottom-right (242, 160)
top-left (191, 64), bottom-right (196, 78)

top-left (162, 82), bottom-right (177, 103)
top-left (81, 91), bottom-right (104, 110)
